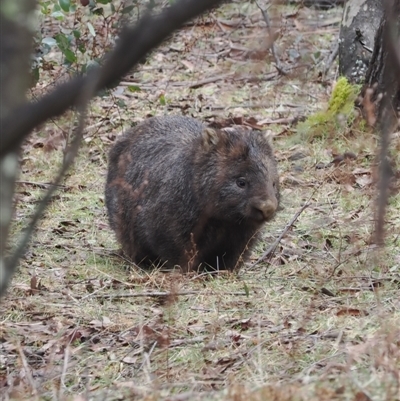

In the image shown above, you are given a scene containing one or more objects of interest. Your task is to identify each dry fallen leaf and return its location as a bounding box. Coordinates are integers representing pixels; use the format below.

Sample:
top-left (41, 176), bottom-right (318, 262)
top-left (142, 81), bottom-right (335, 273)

top-left (354, 391), bottom-right (372, 401)
top-left (336, 308), bottom-right (368, 317)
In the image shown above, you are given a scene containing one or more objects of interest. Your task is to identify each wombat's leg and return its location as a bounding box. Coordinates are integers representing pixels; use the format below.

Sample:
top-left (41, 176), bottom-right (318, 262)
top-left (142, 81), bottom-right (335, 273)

top-left (202, 238), bottom-right (253, 271)
top-left (226, 248), bottom-right (252, 271)
top-left (133, 245), bottom-right (160, 267)
top-left (216, 250), bottom-right (246, 271)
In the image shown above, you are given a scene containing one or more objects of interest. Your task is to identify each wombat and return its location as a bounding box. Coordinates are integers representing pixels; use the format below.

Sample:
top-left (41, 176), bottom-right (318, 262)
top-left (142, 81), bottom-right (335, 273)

top-left (105, 115), bottom-right (279, 272)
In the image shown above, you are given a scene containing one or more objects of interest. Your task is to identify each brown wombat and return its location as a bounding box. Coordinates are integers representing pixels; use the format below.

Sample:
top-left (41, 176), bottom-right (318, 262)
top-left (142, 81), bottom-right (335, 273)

top-left (105, 115), bottom-right (279, 272)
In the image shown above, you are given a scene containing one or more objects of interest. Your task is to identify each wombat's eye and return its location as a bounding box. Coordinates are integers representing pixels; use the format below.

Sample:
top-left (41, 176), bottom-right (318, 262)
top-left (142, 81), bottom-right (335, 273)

top-left (236, 178), bottom-right (247, 188)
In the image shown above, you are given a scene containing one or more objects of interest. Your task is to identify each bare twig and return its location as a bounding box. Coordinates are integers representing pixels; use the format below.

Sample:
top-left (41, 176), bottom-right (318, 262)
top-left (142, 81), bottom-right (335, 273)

top-left (322, 42), bottom-right (339, 76)
top-left (17, 343), bottom-right (39, 401)
top-left (257, 116), bottom-right (300, 125)
top-left (254, 0), bottom-right (287, 75)
top-left (374, 0), bottom-right (399, 244)
top-left (83, 291), bottom-right (248, 299)
top-left (186, 73), bottom-right (233, 88)
top-left (170, 336), bottom-right (207, 347)
top-left (59, 346), bottom-right (70, 399)
top-left (249, 190), bottom-right (317, 269)
top-left (16, 180), bottom-right (66, 189)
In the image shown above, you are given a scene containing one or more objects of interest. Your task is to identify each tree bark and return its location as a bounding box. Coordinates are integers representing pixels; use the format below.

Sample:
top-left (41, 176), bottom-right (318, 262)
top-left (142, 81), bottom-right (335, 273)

top-left (339, 0), bottom-right (383, 83)
top-left (362, 6), bottom-right (400, 128)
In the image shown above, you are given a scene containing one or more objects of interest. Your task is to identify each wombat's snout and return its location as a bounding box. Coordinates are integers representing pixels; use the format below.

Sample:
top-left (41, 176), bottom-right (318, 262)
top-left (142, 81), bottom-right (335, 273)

top-left (252, 198), bottom-right (278, 221)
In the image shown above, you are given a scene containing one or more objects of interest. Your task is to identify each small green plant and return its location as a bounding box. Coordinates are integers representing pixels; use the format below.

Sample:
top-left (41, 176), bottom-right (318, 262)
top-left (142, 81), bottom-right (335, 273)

top-left (297, 77), bottom-right (361, 140)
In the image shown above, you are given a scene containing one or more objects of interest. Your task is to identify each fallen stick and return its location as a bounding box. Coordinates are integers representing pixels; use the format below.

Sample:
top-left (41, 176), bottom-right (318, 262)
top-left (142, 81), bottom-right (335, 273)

top-left (249, 190), bottom-right (317, 269)
top-left (82, 290), bottom-right (248, 299)
top-left (16, 180), bottom-right (66, 189)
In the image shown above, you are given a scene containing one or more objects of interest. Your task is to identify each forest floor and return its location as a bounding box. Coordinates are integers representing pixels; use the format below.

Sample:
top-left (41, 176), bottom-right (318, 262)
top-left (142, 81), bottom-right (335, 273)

top-left (1, 1), bottom-right (400, 401)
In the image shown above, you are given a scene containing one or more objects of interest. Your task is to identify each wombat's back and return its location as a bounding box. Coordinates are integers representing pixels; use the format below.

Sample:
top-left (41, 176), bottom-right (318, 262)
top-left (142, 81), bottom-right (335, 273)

top-left (126, 115), bottom-right (204, 149)
top-left (106, 117), bottom-right (202, 215)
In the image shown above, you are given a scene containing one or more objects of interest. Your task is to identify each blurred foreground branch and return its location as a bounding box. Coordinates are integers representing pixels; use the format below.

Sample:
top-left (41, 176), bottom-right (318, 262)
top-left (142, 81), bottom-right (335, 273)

top-left (0, 0), bottom-right (223, 298)
top-left (0, 0), bottom-right (223, 158)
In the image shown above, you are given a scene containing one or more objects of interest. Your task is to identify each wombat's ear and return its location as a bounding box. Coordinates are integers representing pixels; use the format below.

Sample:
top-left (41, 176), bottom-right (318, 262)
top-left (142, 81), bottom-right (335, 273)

top-left (258, 130), bottom-right (274, 147)
top-left (202, 128), bottom-right (219, 150)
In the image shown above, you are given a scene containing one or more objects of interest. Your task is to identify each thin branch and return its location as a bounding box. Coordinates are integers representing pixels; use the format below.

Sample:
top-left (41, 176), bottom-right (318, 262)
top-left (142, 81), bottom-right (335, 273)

top-left (82, 291), bottom-right (248, 299)
top-left (16, 180), bottom-right (66, 189)
top-left (17, 343), bottom-right (39, 401)
top-left (0, 0), bottom-right (223, 158)
top-left (257, 116), bottom-right (300, 125)
top-left (254, 0), bottom-right (286, 75)
top-left (322, 42), bottom-right (339, 76)
top-left (249, 189), bottom-right (317, 269)
top-left (1, 71), bottom-right (100, 297)
top-left (375, 0), bottom-right (399, 244)
top-left (59, 346), bottom-right (70, 399)
top-left (186, 73), bottom-right (233, 88)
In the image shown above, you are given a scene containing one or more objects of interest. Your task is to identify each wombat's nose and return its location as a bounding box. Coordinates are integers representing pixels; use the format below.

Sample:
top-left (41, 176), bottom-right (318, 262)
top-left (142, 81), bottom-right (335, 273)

top-left (256, 198), bottom-right (278, 220)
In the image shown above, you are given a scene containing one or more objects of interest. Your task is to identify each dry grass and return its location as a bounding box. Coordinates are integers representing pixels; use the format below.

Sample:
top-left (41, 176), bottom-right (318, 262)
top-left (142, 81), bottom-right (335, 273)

top-left (1, 1), bottom-right (400, 400)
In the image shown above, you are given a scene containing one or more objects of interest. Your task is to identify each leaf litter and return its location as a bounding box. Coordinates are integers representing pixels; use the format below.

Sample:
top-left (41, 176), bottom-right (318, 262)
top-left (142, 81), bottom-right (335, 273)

top-left (2, 1), bottom-right (400, 400)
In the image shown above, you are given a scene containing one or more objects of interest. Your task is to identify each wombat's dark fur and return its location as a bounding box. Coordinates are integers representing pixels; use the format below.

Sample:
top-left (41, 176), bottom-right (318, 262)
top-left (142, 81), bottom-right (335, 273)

top-left (105, 115), bottom-right (279, 272)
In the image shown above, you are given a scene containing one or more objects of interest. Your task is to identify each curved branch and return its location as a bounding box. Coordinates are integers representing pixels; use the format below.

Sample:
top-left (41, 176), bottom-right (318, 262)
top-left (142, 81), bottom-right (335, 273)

top-left (1, 72), bottom-right (100, 298)
top-left (0, 0), bottom-right (222, 157)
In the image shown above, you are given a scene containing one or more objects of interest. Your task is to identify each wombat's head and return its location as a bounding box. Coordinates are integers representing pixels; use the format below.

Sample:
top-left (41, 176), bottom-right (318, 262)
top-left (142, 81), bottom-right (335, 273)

top-left (198, 126), bottom-right (280, 225)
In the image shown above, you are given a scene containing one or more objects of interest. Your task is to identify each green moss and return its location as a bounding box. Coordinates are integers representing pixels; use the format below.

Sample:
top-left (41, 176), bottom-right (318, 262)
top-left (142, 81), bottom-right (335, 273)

top-left (297, 77), bottom-right (361, 141)
top-left (328, 77), bottom-right (358, 113)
